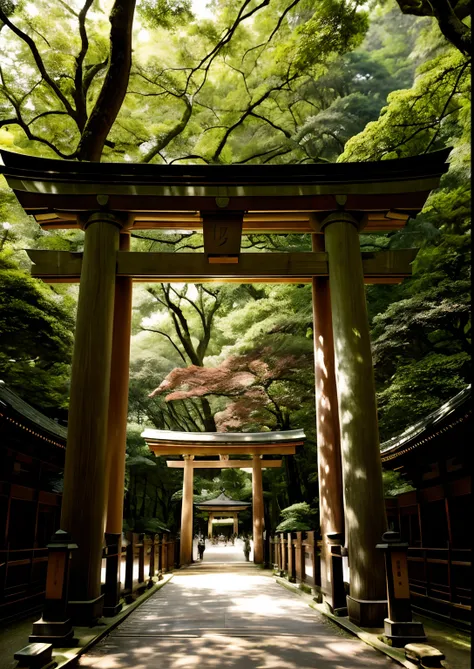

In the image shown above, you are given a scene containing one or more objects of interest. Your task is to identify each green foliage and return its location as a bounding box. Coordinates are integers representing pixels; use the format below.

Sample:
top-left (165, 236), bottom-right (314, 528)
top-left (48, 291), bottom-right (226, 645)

top-left (0, 249), bottom-right (74, 414)
top-left (139, 0), bottom-right (194, 30)
top-left (382, 470), bottom-right (415, 497)
top-left (275, 502), bottom-right (317, 532)
top-left (124, 424), bottom-right (182, 532)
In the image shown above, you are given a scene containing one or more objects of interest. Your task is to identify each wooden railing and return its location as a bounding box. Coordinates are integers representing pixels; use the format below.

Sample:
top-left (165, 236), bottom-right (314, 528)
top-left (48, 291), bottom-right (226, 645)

top-left (106, 532), bottom-right (179, 601)
top-left (270, 531), bottom-right (321, 591)
top-left (406, 546), bottom-right (471, 625)
top-left (0, 532), bottom-right (179, 623)
top-left (0, 547), bottom-right (50, 622)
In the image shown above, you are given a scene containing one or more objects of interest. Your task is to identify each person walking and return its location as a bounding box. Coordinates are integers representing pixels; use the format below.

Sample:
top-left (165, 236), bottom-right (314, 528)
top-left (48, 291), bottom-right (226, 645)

top-left (197, 536), bottom-right (206, 560)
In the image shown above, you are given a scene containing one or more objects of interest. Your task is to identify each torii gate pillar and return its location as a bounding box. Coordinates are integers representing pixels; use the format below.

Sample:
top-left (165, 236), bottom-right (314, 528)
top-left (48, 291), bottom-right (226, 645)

top-left (60, 211), bottom-right (123, 624)
top-left (180, 455), bottom-right (195, 565)
top-left (312, 234), bottom-right (345, 613)
top-left (252, 455), bottom-right (264, 564)
top-left (322, 211), bottom-right (388, 627)
top-left (208, 513), bottom-right (214, 538)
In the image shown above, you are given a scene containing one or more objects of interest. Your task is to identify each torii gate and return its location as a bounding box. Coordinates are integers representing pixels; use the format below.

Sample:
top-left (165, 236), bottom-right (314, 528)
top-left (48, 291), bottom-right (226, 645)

top-left (141, 427), bottom-right (304, 564)
top-left (0, 148), bottom-right (450, 628)
top-left (198, 493), bottom-right (250, 538)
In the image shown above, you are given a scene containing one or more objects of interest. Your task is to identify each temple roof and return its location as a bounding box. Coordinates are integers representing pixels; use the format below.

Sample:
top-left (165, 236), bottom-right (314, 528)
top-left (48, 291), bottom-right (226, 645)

top-left (380, 385), bottom-right (471, 463)
top-left (143, 428), bottom-right (304, 444)
top-left (196, 492), bottom-right (250, 508)
top-left (0, 381), bottom-right (67, 446)
top-left (0, 149), bottom-right (451, 233)
top-left (144, 428), bottom-right (305, 457)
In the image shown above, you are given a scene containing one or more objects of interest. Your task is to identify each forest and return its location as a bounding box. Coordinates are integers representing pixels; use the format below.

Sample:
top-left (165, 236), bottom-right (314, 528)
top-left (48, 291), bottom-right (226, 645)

top-left (0, 0), bottom-right (470, 536)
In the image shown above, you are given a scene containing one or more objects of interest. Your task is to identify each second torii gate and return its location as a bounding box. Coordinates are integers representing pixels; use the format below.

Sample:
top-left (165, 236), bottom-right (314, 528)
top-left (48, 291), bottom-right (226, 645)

top-left (142, 428), bottom-right (304, 565)
top-left (196, 492), bottom-right (250, 538)
top-left (0, 147), bottom-right (450, 629)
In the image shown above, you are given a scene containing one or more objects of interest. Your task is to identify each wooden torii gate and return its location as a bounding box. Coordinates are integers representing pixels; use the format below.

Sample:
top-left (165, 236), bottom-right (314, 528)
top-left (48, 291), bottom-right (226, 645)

top-left (142, 427), bottom-right (303, 565)
top-left (196, 492), bottom-right (250, 538)
top-left (0, 148), bottom-right (450, 628)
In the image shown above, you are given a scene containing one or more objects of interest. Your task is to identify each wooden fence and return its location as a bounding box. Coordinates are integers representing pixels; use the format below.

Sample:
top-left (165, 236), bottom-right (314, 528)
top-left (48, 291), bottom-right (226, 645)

top-left (0, 532), bottom-right (178, 623)
top-left (105, 532), bottom-right (179, 602)
top-left (406, 546), bottom-right (471, 627)
top-left (269, 531), bottom-right (321, 592)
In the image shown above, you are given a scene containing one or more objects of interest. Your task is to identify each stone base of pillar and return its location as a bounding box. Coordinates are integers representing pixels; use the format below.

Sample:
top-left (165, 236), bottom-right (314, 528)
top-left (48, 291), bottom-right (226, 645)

top-left (29, 618), bottom-right (75, 646)
top-left (346, 595), bottom-right (387, 628)
top-left (67, 594), bottom-right (104, 626)
top-left (383, 619), bottom-right (426, 647)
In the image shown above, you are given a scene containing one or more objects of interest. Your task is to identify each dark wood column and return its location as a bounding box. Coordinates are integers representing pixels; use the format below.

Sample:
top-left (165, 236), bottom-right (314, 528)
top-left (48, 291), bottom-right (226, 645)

top-left (180, 455), bottom-right (194, 565)
top-left (60, 211), bottom-right (122, 624)
top-left (311, 233), bottom-right (346, 611)
top-left (103, 231), bottom-right (133, 616)
top-left (252, 454), bottom-right (264, 564)
top-left (322, 212), bottom-right (387, 627)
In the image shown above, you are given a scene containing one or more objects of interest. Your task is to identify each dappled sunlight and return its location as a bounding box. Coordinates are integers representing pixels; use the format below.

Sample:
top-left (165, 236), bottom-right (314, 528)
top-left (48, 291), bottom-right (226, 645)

top-left (79, 570), bottom-right (395, 668)
top-left (79, 629), bottom-right (395, 669)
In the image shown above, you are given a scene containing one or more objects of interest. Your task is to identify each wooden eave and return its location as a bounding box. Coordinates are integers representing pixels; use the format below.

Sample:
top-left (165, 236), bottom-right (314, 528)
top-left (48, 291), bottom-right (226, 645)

top-left (0, 149), bottom-right (451, 233)
top-left (195, 504), bottom-right (252, 513)
top-left (380, 386), bottom-right (471, 465)
top-left (143, 427), bottom-right (305, 456)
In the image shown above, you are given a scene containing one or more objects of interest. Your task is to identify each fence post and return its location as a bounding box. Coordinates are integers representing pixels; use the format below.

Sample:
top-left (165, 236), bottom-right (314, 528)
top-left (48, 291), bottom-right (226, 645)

top-left (271, 536), bottom-right (277, 569)
top-left (295, 532), bottom-right (304, 583)
top-left (103, 532), bottom-right (123, 616)
top-left (124, 531), bottom-right (134, 595)
top-left (157, 534), bottom-right (163, 578)
top-left (162, 535), bottom-right (168, 572)
top-left (147, 535), bottom-right (155, 588)
top-left (287, 533), bottom-right (295, 582)
top-left (280, 534), bottom-right (286, 574)
top-left (137, 533), bottom-right (145, 587)
top-left (174, 536), bottom-right (180, 567)
top-left (168, 537), bottom-right (175, 569)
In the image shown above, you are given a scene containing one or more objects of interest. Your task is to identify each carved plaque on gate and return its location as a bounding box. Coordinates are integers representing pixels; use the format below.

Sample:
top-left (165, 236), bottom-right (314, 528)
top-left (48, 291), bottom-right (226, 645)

top-left (202, 211), bottom-right (243, 263)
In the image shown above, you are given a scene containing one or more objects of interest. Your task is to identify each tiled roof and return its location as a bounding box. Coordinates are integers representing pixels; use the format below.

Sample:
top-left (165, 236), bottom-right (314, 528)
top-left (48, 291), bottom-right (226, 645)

top-left (0, 381), bottom-right (67, 442)
top-left (380, 385), bottom-right (471, 461)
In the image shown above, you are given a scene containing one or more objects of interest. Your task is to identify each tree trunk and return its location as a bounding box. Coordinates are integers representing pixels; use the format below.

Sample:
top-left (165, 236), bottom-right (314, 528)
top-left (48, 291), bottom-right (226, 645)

top-left (76, 0), bottom-right (137, 161)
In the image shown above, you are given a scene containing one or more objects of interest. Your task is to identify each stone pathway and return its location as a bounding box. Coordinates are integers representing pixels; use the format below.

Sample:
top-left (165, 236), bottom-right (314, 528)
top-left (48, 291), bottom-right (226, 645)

top-left (79, 566), bottom-right (396, 669)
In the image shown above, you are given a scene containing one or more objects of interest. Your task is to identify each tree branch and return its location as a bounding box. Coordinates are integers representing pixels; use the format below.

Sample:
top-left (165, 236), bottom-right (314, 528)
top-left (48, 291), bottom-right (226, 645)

top-left (0, 8), bottom-right (76, 118)
top-left (141, 96), bottom-right (192, 163)
top-left (76, 0), bottom-right (137, 161)
top-left (140, 327), bottom-right (187, 363)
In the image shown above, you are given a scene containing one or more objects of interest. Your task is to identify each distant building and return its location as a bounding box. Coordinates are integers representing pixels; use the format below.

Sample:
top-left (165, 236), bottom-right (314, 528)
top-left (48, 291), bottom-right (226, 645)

top-left (382, 385), bottom-right (471, 628)
top-left (0, 382), bottom-right (66, 622)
